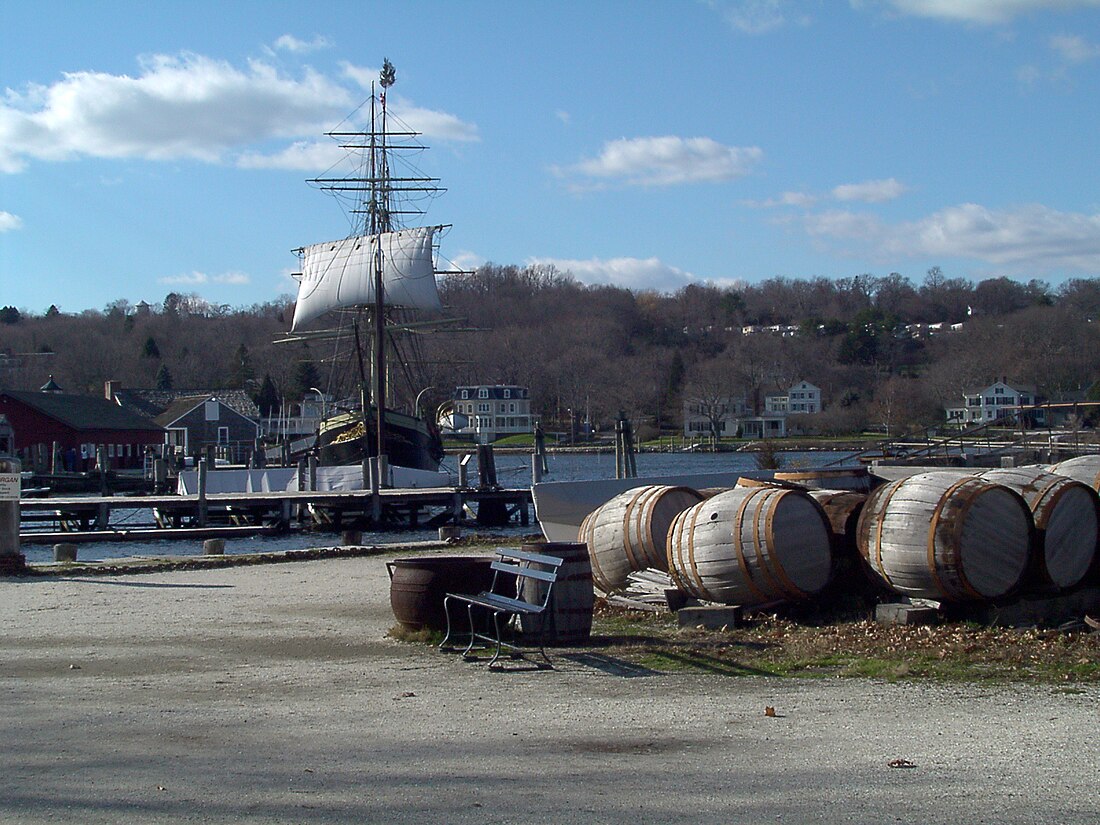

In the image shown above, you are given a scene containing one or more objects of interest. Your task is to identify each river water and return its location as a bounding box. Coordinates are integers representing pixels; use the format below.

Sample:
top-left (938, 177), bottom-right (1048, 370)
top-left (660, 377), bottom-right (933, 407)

top-left (19, 449), bottom-right (859, 565)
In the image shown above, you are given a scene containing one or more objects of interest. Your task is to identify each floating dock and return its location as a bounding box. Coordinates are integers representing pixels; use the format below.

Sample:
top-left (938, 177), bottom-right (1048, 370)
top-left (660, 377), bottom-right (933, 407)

top-left (18, 486), bottom-right (532, 543)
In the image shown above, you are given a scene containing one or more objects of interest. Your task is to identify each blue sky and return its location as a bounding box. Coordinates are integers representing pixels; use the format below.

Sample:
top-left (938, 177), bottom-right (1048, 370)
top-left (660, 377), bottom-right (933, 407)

top-left (2, 0), bottom-right (1100, 314)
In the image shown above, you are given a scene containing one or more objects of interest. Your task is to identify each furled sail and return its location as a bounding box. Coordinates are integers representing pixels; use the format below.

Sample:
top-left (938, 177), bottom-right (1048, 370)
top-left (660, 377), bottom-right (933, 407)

top-left (291, 226), bottom-right (441, 331)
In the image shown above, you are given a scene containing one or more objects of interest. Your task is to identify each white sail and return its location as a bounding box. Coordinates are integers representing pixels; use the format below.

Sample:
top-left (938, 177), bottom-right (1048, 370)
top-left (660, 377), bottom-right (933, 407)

top-left (291, 226), bottom-right (441, 331)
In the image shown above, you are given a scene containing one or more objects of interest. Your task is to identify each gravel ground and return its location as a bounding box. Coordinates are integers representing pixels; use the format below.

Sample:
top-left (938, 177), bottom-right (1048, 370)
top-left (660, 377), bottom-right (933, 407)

top-left (2, 552), bottom-right (1098, 824)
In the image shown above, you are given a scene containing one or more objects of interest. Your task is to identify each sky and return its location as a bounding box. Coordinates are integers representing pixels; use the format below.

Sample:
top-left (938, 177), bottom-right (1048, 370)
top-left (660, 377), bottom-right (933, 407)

top-left (2, 0), bottom-right (1100, 315)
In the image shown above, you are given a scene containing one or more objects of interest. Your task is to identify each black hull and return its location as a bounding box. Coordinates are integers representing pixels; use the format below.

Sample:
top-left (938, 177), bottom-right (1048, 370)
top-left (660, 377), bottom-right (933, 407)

top-left (317, 409), bottom-right (444, 472)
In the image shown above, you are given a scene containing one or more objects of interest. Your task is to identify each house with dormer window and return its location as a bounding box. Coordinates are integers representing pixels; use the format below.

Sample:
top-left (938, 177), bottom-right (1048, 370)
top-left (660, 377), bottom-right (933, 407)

top-left (944, 380), bottom-right (1045, 427)
top-left (443, 385), bottom-right (533, 443)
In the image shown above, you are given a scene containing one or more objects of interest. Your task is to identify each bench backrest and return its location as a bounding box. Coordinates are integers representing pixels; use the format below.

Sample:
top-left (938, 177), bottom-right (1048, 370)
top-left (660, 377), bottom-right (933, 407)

top-left (489, 549), bottom-right (564, 611)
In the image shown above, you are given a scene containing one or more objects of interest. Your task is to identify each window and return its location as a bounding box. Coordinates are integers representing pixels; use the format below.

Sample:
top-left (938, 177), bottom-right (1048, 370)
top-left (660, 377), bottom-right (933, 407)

top-left (478, 388), bottom-right (489, 399)
top-left (460, 390), bottom-right (468, 400)
top-left (503, 389), bottom-right (511, 399)
top-left (478, 403), bottom-right (490, 413)
top-left (218, 427), bottom-right (230, 445)
top-left (509, 403), bottom-right (516, 413)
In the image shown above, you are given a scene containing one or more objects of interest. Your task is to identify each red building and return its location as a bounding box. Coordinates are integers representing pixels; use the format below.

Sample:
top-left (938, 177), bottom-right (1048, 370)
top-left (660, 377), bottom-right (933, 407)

top-left (0, 388), bottom-right (164, 471)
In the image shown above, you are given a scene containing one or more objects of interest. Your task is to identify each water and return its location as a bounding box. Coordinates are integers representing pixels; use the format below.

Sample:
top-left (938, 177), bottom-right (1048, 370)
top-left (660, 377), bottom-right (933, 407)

top-left (20, 449), bottom-right (860, 565)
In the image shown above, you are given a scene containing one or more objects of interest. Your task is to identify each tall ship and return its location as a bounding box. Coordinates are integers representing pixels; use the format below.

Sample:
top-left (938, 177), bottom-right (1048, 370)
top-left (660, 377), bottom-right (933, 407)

top-left (287, 59), bottom-right (446, 473)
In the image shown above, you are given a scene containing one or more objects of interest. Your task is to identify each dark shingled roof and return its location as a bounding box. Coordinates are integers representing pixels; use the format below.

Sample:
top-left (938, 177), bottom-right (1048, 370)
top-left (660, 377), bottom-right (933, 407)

top-left (115, 388), bottom-right (259, 420)
top-left (1, 390), bottom-right (163, 432)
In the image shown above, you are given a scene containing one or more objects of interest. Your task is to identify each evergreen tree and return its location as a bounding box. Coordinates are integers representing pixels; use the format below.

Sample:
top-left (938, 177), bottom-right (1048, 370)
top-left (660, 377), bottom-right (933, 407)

top-left (253, 374), bottom-right (280, 417)
top-left (155, 364), bottom-right (174, 390)
top-left (231, 344), bottom-right (255, 387)
top-left (143, 336), bottom-right (161, 359)
top-left (292, 360), bottom-right (322, 402)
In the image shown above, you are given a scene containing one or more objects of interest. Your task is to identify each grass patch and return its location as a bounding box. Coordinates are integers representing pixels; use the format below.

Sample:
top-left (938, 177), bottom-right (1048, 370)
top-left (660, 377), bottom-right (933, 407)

top-left (588, 602), bottom-right (1100, 684)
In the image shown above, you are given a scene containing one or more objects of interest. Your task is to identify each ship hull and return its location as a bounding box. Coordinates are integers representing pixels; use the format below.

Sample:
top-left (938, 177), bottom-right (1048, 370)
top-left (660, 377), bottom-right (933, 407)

top-left (317, 408), bottom-right (444, 471)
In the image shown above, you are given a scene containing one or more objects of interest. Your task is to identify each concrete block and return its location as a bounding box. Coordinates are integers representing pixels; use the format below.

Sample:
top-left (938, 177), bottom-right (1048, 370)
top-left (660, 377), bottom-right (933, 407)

top-left (203, 539), bottom-right (225, 556)
top-left (677, 605), bottom-right (743, 630)
top-left (875, 603), bottom-right (939, 626)
top-left (54, 543), bottom-right (78, 562)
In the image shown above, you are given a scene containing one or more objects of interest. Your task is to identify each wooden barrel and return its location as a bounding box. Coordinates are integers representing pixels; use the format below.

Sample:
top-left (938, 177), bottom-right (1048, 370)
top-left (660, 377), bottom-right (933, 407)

top-left (1051, 456), bottom-right (1100, 492)
top-left (979, 467), bottom-right (1098, 592)
top-left (520, 542), bottom-right (594, 645)
top-left (807, 489), bottom-right (866, 538)
top-left (387, 556), bottom-right (495, 631)
top-left (774, 467), bottom-right (872, 492)
top-left (856, 472), bottom-right (1032, 602)
top-left (578, 485), bottom-right (703, 594)
top-left (666, 486), bottom-right (833, 607)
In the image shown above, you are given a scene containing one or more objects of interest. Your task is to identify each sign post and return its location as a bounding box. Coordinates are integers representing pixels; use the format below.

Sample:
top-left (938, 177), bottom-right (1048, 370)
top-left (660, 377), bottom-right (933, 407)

top-left (0, 457), bottom-right (25, 573)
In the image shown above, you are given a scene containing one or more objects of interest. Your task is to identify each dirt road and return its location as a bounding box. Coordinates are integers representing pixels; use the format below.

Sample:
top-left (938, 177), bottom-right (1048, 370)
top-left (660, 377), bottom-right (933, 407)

top-left (2, 553), bottom-right (1097, 824)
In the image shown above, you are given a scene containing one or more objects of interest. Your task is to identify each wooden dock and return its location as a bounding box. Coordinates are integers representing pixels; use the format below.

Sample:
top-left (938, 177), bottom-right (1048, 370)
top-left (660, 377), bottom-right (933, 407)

top-left (18, 486), bottom-right (532, 544)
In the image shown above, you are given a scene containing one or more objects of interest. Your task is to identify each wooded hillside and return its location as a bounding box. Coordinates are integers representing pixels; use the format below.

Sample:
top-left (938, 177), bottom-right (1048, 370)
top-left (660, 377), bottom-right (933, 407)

top-left (2, 267), bottom-right (1099, 437)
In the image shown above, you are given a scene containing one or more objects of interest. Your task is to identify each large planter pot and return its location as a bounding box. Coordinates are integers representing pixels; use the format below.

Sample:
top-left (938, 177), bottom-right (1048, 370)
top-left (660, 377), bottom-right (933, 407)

top-left (387, 556), bottom-right (496, 631)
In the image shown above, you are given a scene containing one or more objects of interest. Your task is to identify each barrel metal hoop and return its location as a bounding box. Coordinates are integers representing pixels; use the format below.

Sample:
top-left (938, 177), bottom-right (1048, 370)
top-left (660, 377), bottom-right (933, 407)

top-left (758, 489), bottom-right (803, 599)
top-left (620, 491), bottom-right (643, 572)
top-left (686, 496), bottom-right (718, 602)
top-left (871, 480), bottom-right (903, 589)
top-left (583, 511), bottom-right (614, 594)
top-left (635, 487), bottom-right (658, 568)
top-left (928, 477), bottom-right (983, 601)
top-left (1029, 475), bottom-right (1068, 531)
top-left (666, 510), bottom-right (689, 593)
top-left (732, 487), bottom-right (771, 604)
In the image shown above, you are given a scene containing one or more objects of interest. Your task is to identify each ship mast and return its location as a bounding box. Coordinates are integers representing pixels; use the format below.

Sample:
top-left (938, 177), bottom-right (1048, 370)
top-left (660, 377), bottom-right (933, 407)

top-left (372, 59), bottom-right (396, 475)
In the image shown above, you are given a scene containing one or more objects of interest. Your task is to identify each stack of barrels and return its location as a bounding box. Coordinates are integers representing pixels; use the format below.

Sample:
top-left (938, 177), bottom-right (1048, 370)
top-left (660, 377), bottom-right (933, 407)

top-left (576, 463), bottom-right (1099, 610)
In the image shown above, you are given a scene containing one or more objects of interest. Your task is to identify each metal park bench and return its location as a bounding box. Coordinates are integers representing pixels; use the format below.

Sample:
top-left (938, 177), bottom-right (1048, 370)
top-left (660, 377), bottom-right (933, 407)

top-left (439, 548), bottom-right (564, 669)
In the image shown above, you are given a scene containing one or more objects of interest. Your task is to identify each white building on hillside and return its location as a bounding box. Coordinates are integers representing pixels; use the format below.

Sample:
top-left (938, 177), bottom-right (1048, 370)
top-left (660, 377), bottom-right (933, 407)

top-left (444, 385), bottom-right (533, 443)
top-left (944, 381), bottom-right (1044, 426)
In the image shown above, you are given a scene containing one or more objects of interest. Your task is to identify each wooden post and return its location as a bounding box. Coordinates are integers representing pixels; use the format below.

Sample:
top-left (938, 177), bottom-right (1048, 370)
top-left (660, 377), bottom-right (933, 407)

top-left (0, 458), bottom-right (25, 572)
top-left (458, 454), bottom-right (472, 488)
top-left (308, 454), bottom-right (318, 492)
top-left (370, 456), bottom-right (382, 523)
top-left (296, 458), bottom-right (307, 525)
top-left (532, 454), bottom-right (543, 485)
top-left (476, 445), bottom-right (497, 489)
top-left (197, 458), bottom-right (209, 528)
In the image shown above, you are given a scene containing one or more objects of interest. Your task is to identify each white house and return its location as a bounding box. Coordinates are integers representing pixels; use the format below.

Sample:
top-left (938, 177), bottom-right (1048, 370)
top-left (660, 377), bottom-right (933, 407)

top-left (682, 393), bottom-right (789, 439)
top-left (945, 381), bottom-right (1044, 427)
top-left (444, 385), bottom-right (533, 443)
top-left (785, 380), bottom-right (822, 414)
top-left (682, 395), bottom-right (749, 438)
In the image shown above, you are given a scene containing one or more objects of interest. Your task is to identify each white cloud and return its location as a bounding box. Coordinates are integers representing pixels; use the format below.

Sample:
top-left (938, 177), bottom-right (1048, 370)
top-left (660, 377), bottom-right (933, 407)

top-left (0, 52), bottom-right (476, 174)
top-left (272, 34), bottom-right (331, 54)
top-left (805, 202), bottom-right (1100, 272)
top-left (159, 270), bottom-right (251, 285)
top-left (876, 0), bottom-right (1100, 25)
top-left (832, 177), bottom-right (908, 203)
top-left (527, 256), bottom-right (700, 291)
top-left (747, 178), bottom-right (906, 208)
top-left (562, 136), bottom-right (763, 188)
top-left (1049, 33), bottom-right (1100, 61)
top-left (0, 210), bottom-right (23, 231)
top-left (742, 191), bottom-right (820, 208)
top-left (0, 53), bottom-right (350, 172)
top-left (237, 140), bottom-right (344, 170)
top-left (709, 1), bottom-right (811, 34)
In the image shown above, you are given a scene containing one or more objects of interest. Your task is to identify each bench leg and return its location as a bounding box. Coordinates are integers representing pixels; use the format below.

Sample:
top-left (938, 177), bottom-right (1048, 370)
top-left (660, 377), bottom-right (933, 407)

top-left (439, 595), bottom-right (463, 652)
top-left (461, 603), bottom-right (480, 660)
top-left (485, 610), bottom-right (510, 669)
